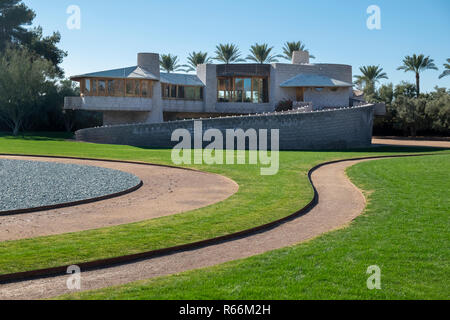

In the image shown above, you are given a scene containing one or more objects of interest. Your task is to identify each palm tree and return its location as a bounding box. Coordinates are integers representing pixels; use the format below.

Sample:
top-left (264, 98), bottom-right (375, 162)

top-left (246, 43), bottom-right (282, 64)
top-left (354, 65), bottom-right (388, 91)
top-left (184, 51), bottom-right (212, 72)
top-left (397, 54), bottom-right (438, 96)
top-left (439, 58), bottom-right (450, 79)
top-left (159, 54), bottom-right (183, 73)
top-left (282, 41), bottom-right (315, 60)
top-left (214, 43), bottom-right (245, 64)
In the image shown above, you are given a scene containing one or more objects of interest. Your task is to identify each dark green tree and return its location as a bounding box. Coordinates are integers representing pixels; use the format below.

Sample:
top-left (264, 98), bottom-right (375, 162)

top-left (184, 51), bottom-right (212, 72)
top-left (0, 0), bottom-right (67, 76)
top-left (397, 54), bottom-right (438, 97)
top-left (160, 54), bottom-right (183, 73)
top-left (282, 41), bottom-right (315, 60)
top-left (0, 47), bottom-right (55, 135)
top-left (246, 43), bottom-right (282, 64)
top-left (439, 59), bottom-right (450, 79)
top-left (214, 43), bottom-right (245, 64)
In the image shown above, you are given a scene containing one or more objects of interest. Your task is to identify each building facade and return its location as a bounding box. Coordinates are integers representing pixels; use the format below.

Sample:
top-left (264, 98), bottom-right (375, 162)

top-left (65, 51), bottom-right (355, 126)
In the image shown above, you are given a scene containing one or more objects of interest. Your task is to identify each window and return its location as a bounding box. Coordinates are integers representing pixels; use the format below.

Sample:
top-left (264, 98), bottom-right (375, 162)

top-left (170, 85), bottom-right (177, 98)
top-left (217, 77), bottom-right (269, 103)
top-left (141, 80), bottom-right (153, 98)
top-left (161, 83), bottom-right (203, 100)
top-left (92, 80), bottom-right (97, 95)
top-left (79, 78), bottom-right (152, 98)
top-left (84, 79), bottom-right (91, 95)
top-left (218, 78), bottom-right (232, 102)
top-left (98, 80), bottom-right (106, 95)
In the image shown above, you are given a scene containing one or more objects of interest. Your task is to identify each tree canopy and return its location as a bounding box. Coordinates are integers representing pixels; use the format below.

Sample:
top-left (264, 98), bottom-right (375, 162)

top-left (0, 0), bottom-right (67, 76)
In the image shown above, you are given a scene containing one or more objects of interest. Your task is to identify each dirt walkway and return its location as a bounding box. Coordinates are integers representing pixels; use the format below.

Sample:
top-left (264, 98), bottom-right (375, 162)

top-left (373, 138), bottom-right (450, 148)
top-left (0, 156), bottom-right (238, 241)
top-left (0, 158), bottom-right (370, 300)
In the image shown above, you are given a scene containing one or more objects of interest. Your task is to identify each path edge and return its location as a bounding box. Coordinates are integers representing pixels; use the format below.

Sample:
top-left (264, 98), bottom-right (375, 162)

top-left (0, 153), bottom-right (442, 284)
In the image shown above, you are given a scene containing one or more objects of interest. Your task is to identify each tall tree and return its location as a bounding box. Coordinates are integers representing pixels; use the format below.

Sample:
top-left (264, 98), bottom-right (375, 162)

top-left (0, 47), bottom-right (55, 135)
top-left (246, 43), bottom-right (282, 64)
top-left (282, 41), bottom-right (315, 60)
top-left (0, 0), bottom-right (67, 76)
top-left (354, 65), bottom-right (388, 95)
top-left (214, 43), bottom-right (245, 64)
top-left (184, 51), bottom-right (212, 72)
top-left (159, 54), bottom-right (183, 73)
top-left (439, 58), bottom-right (450, 79)
top-left (397, 54), bottom-right (438, 97)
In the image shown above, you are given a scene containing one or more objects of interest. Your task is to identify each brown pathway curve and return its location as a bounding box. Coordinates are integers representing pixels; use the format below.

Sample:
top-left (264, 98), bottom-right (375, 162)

top-left (0, 156), bottom-right (238, 241)
top-left (1, 138), bottom-right (447, 300)
top-left (0, 158), bottom-right (369, 299)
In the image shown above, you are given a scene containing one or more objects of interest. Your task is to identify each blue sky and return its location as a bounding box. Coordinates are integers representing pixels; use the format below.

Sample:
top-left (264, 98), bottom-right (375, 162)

top-left (24, 0), bottom-right (450, 92)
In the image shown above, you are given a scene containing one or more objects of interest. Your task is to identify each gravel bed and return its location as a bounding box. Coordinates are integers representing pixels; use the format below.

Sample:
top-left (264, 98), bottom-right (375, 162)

top-left (0, 159), bottom-right (141, 212)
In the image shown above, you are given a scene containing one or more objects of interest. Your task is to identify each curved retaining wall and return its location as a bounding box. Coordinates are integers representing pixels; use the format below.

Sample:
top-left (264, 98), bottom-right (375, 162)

top-left (75, 104), bottom-right (375, 150)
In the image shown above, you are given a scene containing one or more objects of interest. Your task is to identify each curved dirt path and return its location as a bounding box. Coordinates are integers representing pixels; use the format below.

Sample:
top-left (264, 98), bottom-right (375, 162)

top-left (0, 156), bottom-right (238, 241)
top-left (373, 138), bottom-right (450, 149)
top-left (0, 158), bottom-right (370, 300)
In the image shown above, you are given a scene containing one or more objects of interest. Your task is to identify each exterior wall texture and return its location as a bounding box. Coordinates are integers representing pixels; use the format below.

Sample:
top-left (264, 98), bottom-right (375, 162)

top-left (76, 105), bottom-right (374, 151)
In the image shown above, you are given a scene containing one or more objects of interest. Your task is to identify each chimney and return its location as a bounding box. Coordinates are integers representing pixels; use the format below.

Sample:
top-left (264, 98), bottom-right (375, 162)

top-left (292, 51), bottom-right (310, 64)
top-left (137, 53), bottom-right (160, 76)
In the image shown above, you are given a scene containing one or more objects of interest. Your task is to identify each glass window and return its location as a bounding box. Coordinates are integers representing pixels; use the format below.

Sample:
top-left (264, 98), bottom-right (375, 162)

top-left (244, 78), bottom-right (252, 103)
top-left (177, 86), bottom-right (185, 99)
top-left (108, 80), bottom-right (115, 96)
top-left (141, 81), bottom-right (149, 97)
top-left (218, 78), bottom-right (231, 102)
top-left (234, 78), bottom-right (244, 102)
top-left (116, 79), bottom-right (124, 96)
top-left (217, 77), bottom-right (269, 103)
top-left (170, 85), bottom-right (177, 98)
top-left (98, 80), bottom-right (106, 96)
top-left (126, 80), bottom-right (134, 96)
top-left (84, 79), bottom-right (91, 95)
top-left (252, 78), bottom-right (262, 103)
top-left (185, 87), bottom-right (195, 100)
top-left (92, 80), bottom-right (97, 95)
top-left (135, 80), bottom-right (140, 96)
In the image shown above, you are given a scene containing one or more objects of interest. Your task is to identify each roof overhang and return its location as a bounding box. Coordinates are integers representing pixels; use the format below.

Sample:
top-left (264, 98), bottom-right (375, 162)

top-left (280, 73), bottom-right (353, 88)
top-left (70, 66), bottom-right (159, 82)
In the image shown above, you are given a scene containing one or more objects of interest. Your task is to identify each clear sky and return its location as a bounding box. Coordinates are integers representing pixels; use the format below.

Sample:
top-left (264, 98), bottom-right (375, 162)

top-left (23, 0), bottom-right (450, 92)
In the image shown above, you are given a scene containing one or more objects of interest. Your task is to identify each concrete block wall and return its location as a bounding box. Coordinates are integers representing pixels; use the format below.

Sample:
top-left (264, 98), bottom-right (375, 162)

top-left (303, 87), bottom-right (350, 109)
top-left (103, 111), bottom-right (151, 126)
top-left (76, 104), bottom-right (375, 150)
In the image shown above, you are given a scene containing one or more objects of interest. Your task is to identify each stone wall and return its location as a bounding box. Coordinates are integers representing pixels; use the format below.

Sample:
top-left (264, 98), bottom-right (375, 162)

top-left (76, 104), bottom-right (375, 150)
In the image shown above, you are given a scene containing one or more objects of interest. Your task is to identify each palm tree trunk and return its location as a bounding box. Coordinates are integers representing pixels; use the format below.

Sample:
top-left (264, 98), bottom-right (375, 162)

top-left (416, 72), bottom-right (420, 97)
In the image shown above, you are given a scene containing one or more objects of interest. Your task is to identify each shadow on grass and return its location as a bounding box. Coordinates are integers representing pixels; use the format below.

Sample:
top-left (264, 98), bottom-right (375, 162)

top-left (0, 132), bottom-right (74, 141)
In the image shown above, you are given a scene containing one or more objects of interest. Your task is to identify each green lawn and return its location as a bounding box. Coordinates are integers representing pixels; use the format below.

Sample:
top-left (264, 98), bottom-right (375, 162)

top-left (0, 134), bottom-right (447, 278)
top-left (60, 154), bottom-right (450, 300)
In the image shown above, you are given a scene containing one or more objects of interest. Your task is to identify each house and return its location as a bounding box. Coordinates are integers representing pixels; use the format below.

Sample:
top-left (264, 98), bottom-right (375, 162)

top-left (64, 51), bottom-right (356, 126)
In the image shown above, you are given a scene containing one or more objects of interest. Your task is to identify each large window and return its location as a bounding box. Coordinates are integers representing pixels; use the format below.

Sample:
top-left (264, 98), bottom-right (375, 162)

top-left (79, 78), bottom-right (153, 98)
top-left (217, 76), bottom-right (269, 103)
top-left (162, 83), bottom-right (203, 101)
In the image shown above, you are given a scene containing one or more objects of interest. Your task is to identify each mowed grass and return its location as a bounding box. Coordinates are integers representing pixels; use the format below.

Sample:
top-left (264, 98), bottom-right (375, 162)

top-left (0, 134), bottom-right (446, 276)
top-left (60, 155), bottom-right (450, 300)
